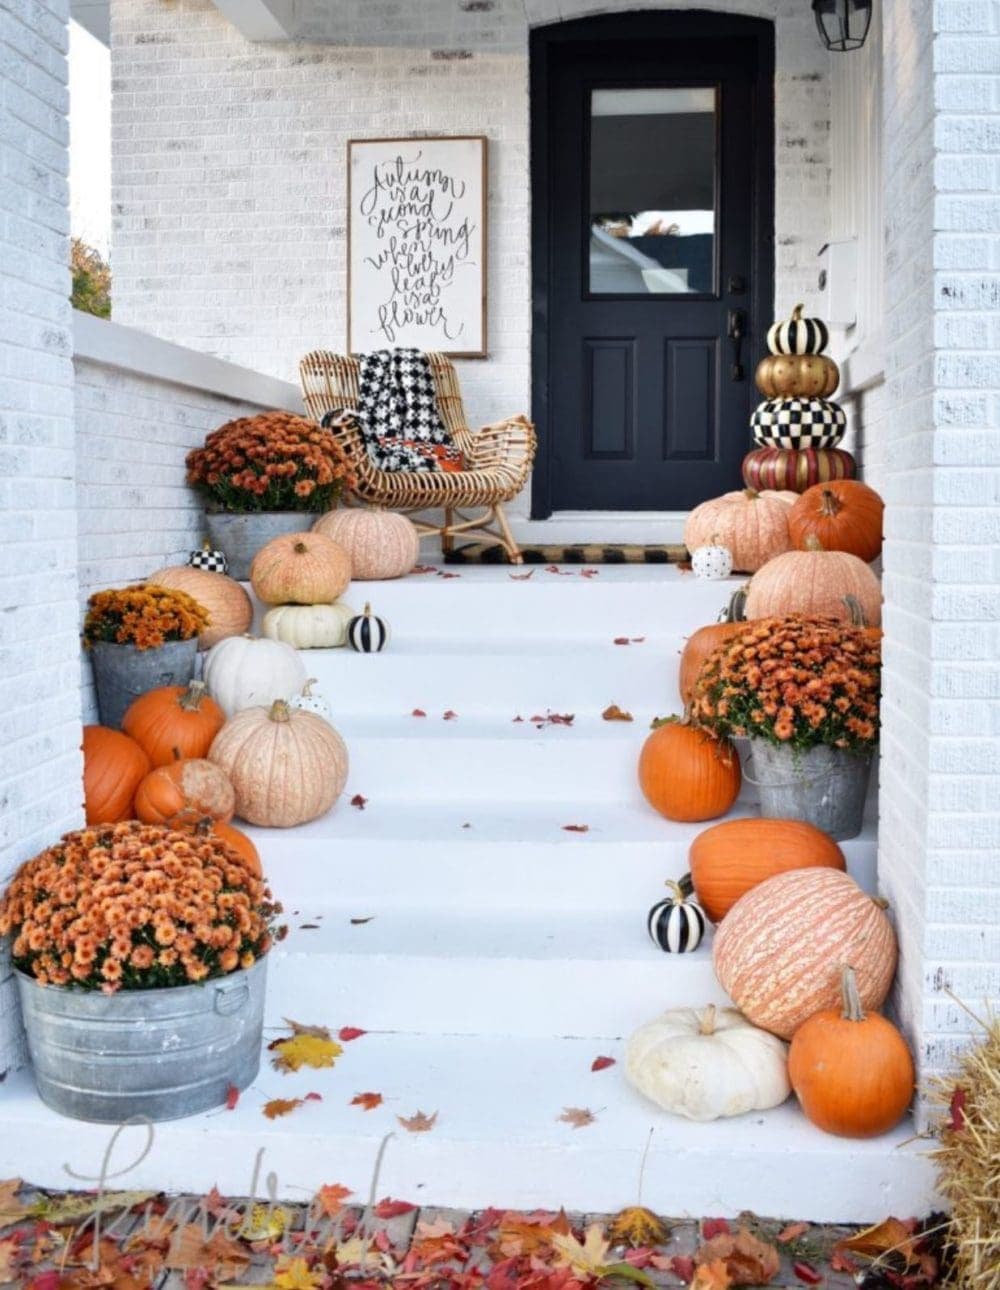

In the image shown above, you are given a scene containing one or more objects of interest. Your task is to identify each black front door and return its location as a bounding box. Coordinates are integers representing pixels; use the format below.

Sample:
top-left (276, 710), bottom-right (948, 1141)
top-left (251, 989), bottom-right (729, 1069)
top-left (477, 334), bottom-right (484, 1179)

top-left (531, 12), bottom-right (774, 515)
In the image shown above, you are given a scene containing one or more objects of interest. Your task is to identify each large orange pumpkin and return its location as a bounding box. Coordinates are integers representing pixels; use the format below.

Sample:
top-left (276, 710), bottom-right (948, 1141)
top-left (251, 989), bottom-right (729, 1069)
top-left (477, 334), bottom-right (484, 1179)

top-left (148, 566), bottom-right (253, 650)
top-left (744, 539), bottom-right (883, 626)
top-left (82, 726), bottom-right (151, 824)
top-left (133, 758), bottom-right (235, 826)
top-left (713, 868), bottom-right (898, 1040)
top-left (789, 966), bottom-right (915, 1137)
top-left (121, 679), bottom-right (225, 767)
top-left (683, 489), bottom-right (792, 574)
top-left (787, 480), bottom-right (884, 563)
top-left (638, 720), bottom-right (742, 823)
top-left (250, 532), bottom-right (351, 605)
top-left (173, 816), bottom-right (262, 879)
top-left (677, 588), bottom-right (748, 708)
top-left (689, 817), bottom-right (846, 923)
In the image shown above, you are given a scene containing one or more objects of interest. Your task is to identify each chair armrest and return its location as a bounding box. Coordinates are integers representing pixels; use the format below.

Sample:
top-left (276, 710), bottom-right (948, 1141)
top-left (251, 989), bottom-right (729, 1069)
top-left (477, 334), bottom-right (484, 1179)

top-left (464, 415), bottom-right (536, 472)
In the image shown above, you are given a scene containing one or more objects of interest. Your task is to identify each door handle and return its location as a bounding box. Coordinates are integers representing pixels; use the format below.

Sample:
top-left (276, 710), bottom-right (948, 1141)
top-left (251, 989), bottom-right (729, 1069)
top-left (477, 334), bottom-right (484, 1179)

top-left (727, 309), bottom-right (747, 382)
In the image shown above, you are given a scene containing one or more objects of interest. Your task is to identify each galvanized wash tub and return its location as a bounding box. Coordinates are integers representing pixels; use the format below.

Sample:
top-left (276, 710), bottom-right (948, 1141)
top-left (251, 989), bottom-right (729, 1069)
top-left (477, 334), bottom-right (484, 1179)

top-left (16, 957), bottom-right (267, 1123)
top-left (204, 510), bottom-right (312, 580)
top-left (748, 740), bottom-right (873, 841)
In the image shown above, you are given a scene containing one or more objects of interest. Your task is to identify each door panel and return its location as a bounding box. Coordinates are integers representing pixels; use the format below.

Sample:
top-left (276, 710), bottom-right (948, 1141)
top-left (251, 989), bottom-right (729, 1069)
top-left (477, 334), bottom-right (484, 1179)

top-left (665, 338), bottom-right (718, 460)
top-left (583, 339), bottom-right (635, 459)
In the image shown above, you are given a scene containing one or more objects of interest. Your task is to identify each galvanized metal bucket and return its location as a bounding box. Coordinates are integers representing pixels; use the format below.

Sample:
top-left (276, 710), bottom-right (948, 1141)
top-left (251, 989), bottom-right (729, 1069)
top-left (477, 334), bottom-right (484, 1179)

top-left (90, 638), bottom-right (198, 729)
top-left (16, 957), bottom-right (267, 1122)
top-left (748, 740), bottom-right (872, 841)
top-left (205, 510), bottom-right (313, 580)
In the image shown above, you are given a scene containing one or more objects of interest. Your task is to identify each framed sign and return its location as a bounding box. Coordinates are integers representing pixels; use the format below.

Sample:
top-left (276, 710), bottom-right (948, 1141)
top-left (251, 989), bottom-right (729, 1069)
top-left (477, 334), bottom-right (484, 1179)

top-left (348, 135), bottom-right (487, 358)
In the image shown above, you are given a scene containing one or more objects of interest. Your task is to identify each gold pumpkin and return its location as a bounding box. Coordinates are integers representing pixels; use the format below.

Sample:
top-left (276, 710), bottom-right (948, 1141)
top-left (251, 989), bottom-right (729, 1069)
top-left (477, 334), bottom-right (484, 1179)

top-left (208, 699), bottom-right (349, 827)
top-left (755, 353), bottom-right (839, 399)
top-left (147, 566), bottom-right (253, 650)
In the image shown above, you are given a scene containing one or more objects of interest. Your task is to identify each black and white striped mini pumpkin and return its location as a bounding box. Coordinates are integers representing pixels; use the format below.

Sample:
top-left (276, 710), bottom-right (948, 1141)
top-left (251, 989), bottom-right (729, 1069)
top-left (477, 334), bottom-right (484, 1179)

top-left (188, 540), bottom-right (229, 575)
top-left (647, 878), bottom-right (707, 954)
top-left (766, 304), bottom-right (830, 356)
top-left (347, 602), bottom-right (390, 653)
top-left (751, 396), bottom-right (847, 450)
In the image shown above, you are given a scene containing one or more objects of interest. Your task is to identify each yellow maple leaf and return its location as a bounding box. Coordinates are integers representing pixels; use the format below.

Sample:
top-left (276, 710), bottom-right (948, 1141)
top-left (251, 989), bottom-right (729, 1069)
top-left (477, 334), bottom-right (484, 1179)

top-left (239, 1202), bottom-right (294, 1240)
top-left (270, 1033), bottom-right (343, 1073)
top-left (333, 1237), bottom-right (398, 1275)
top-left (0, 1180), bottom-right (27, 1231)
top-left (691, 1258), bottom-right (733, 1290)
top-left (273, 1256), bottom-right (325, 1288)
top-left (607, 1206), bottom-right (669, 1249)
top-left (552, 1222), bottom-right (612, 1276)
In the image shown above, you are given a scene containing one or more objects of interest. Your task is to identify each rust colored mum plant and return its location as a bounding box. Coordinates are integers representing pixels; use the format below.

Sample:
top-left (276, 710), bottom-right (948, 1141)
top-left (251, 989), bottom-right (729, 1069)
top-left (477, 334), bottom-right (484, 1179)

top-left (83, 585), bottom-right (209, 651)
top-left (0, 821), bottom-right (285, 993)
top-left (186, 411), bottom-right (355, 514)
top-left (690, 616), bottom-right (881, 754)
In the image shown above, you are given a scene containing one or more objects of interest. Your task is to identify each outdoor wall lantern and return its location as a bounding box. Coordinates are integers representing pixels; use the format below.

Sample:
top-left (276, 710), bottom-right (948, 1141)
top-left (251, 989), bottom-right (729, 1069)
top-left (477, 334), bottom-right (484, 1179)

top-left (812, 0), bottom-right (873, 50)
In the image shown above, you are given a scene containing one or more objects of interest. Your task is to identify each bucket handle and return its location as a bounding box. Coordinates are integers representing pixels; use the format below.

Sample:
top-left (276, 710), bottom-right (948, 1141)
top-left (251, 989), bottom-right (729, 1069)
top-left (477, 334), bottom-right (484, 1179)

top-left (214, 978), bottom-right (251, 1017)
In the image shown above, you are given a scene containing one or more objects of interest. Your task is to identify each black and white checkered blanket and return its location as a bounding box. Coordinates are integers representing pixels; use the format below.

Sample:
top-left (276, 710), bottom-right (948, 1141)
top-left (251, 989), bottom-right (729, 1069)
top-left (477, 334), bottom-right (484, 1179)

top-left (354, 348), bottom-right (452, 472)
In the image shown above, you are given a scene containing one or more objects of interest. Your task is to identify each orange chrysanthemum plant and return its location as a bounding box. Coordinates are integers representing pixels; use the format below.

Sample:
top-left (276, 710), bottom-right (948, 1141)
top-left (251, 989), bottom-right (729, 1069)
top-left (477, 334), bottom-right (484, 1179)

top-left (0, 821), bottom-right (285, 994)
top-left (83, 585), bottom-right (209, 652)
top-left (690, 616), bottom-right (881, 754)
top-left (186, 411), bottom-right (356, 513)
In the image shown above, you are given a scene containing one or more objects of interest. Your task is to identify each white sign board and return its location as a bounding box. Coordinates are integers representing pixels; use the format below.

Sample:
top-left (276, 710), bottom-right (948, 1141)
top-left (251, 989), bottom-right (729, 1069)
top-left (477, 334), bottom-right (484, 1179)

top-left (348, 136), bottom-right (487, 358)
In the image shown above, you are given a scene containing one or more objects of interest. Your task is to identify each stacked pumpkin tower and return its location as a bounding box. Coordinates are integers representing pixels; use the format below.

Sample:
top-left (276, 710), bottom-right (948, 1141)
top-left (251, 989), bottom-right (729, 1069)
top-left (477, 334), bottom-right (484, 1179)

top-left (743, 304), bottom-right (857, 493)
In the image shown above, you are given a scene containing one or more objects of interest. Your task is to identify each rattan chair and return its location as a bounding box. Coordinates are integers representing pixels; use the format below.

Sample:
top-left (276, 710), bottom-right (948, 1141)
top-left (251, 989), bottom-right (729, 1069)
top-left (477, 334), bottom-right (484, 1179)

top-left (299, 351), bottom-right (536, 563)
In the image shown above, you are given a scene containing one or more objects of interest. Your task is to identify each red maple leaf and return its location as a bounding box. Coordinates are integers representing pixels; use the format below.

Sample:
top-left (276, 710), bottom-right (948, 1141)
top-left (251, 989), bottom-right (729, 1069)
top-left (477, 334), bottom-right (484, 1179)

top-left (590, 1055), bottom-right (616, 1072)
top-left (305, 1092), bottom-right (323, 1102)
top-left (562, 824), bottom-right (589, 833)
top-left (670, 1256), bottom-right (696, 1282)
top-left (793, 1261), bottom-right (823, 1284)
top-left (373, 1197), bottom-right (417, 1219)
top-left (613, 637), bottom-right (630, 645)
top-left (351, 1091), bottom-right (383, 1111)
top-left (580, 569), bottom-right (599, 578)
top-left (443, 710), bottom-right (459, 721)
top-left (351, 793), bottom-right (368, 809)
top-left (412, 708), bottom-right (427, 718)
top-left (702, 1218), bottom-right (731, 1240)
top-left (224, 1084), bottom-right (239, 1110)
top-left (339, 1026), bottom-right (366, 1042)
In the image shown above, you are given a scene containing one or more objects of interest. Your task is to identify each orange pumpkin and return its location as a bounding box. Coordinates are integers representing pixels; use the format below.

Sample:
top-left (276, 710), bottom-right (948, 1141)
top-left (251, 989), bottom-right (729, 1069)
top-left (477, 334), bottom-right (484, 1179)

top-left (250, 532), bottom-right (351, 606)
top-left (689, 817), bottom-right (846, 923)
top-left (122, 679), bottom-right (226, 767)
top-left (744, 538), bottom-right (883, 626)
top-left (638, 720), bottom-right (742, 823)
top-left (147, 566), bottom-right (253, 650)
top-left (683, 489), bottom-right (792, 574)
top-left (678, 588), bottom-right (748, 708)
top-left (788, 480), bottom-right (884, 563)
top-left (713, 868), bottom-right (898, 1040)
top-left (133, 758), bottom-right (235, 826)
top-left (174, 816), bottom-right (262, 878)
top-left (789, 966), bottom-right (915, 1137)
top-left (82, 726), bottom-right (151, 824)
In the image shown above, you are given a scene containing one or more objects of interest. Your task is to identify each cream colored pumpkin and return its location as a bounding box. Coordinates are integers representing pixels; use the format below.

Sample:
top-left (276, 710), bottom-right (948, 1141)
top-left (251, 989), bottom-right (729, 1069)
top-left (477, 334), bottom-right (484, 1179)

top-left (262, 602), bottom-right (356, 649)
top-left (313, 508), bottom-right (419, 580)
top-left (713, 868), bottom-right (898, 1040)
top-left (625, 1004), bottom-right (790, 1121)
top-left (147, 565), bottom-right (253, 650)
top-left (744, 539), bottom-right (883, 626)
top-left (683, 489), bottom-right (792, 573)
top-left (209, 699), bottom-right (348, 827)
top-left (202, 635), bottom-right (307, 718)
top-left (250, 531), bottom-right (351, 605)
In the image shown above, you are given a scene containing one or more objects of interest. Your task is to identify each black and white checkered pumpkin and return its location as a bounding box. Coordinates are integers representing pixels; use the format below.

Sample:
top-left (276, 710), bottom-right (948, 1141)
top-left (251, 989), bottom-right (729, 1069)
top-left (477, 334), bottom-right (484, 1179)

top-left (751, 397), bottom-right (847, 450)
top-left (188, 540), bottom-right (229, 575)
top-left (766, 304), bottom-right (830, 356)
top-left (647, 878), bottom-right (707, 954)
top-left (347, 602), bottom-right (390, 653)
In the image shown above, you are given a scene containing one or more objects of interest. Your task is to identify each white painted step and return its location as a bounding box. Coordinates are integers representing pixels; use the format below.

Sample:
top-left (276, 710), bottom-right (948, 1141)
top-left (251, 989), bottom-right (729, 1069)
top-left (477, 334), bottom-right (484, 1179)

top-left (0, 1035), bottom-right (937, 1222)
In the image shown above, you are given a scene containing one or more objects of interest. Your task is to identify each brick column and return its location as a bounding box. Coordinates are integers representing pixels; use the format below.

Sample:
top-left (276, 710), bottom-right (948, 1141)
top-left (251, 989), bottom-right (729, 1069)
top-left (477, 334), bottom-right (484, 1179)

top-left (0, 0), bottom-right (84, 1074)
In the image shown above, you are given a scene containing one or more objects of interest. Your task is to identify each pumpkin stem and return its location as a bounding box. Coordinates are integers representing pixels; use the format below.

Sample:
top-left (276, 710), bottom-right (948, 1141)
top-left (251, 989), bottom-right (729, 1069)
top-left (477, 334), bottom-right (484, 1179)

top-left (301, 678), bottom-right (318, 697)
top-left (819, 487), bottom-right (843, 518)
top-left (722, 585), bottom-right (748, 623)
top-left (743, 488), bottom-right (760, 501)
top-left (791, 302), bottom-right (804, 321)
top-left (177, 679), bottom-right (208, 711)
top-left (663, 879), bottom-right (687, 904)
top-left (698, 1005), bottom-right (718, 1036)
top-left (202, 539), bottom-right (212, 552)
top-left (294, 541), bottom-right (308, 554)
top-left (872, 896), bottom-right (890, 911)
top-left (363, 602), bottom-right (372, 617)
top-left (840, 966), bottom-right (866, 1023)
top-left (269, 699), bottom-right (292, 723)
top-left (843, 594), bottom-right (869, 628)
top-left (803, 534), bottom-right (826, 552)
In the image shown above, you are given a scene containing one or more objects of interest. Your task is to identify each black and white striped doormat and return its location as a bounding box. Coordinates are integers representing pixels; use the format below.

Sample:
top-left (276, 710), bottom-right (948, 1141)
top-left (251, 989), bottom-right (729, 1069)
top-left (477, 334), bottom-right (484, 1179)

top-left (444, 543), bottom-right (690, 565)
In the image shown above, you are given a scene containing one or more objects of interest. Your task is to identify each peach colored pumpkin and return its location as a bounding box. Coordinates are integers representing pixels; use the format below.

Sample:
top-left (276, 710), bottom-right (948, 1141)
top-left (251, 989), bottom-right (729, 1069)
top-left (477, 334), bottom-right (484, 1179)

top-left (133, 758), bottom-right (235, 826)
top-left (313, 508), bottom-right (419, 580)
top-left (208, 699), bottom-right (348, 827)
top-left (744, 539), bottom-right (883, 626)
top-left (250, 532), bottom-right (351, 605)
top-left (683, 489), bottom-right (792, 573)
top-left (148, 565), bottom-right (253, 650)
top-left (713, 868), bottom-right (898, 1040)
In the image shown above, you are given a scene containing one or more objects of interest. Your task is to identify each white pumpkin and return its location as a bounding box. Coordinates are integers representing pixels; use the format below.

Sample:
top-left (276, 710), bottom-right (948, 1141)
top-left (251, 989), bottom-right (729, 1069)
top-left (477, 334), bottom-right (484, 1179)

top-left (202, 635), bottom-right (307, 718)
top-left (691, 543), bottom-right (734, 580)
top-left (625, 1004), bottom-right (790, 1122)
top-left (262, 602), bottom-right (356, 650)
top-left (289, 678), bottom-right (331, 720)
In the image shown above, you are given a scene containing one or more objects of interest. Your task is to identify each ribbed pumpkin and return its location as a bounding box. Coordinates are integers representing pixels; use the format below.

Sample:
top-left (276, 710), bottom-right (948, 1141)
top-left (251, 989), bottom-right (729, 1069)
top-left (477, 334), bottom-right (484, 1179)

top-left (678, 588), bottom-right (748, 708)
top-left (173, 816), bottom-right (262, 879)
top-left (766, 303), bottom-right (829, 356)
top-left (755, 352), bottom-right (839, 399)
top-left (262, 602), bottom-right (355, 649)
top-left (683, 489), bottom-right (792, 574)
top-left (121, 679), bottom-right (225, 767)
top-left (147, 566), bottom-right (253, 650)
top-left (203, 635), bottom-right (307, 718)
top-left (250, 532), bottom-right (351, 605)
top-left (133, 758), bottom-right (235, 826)
top-left (82, 725), bottom-right (151, 824)
top-left (788, 966), bottom-right (915, 1138)
top-left (638, 720), bottom-right (741, 823)
top-left (741, 446), bottom-right (856, 493)
top-left (744, 539), bottom-right (882, 626)
top-left (788, 480), bottom-right (885, 563)
top-left (208, 699), bottom-right (349, 828)
top-left (713, 869), bottom-right (898, 1040)
top-left (313, 508), bottom-right (419, 580)
top-left (689, 817), bottom-right (846, 923)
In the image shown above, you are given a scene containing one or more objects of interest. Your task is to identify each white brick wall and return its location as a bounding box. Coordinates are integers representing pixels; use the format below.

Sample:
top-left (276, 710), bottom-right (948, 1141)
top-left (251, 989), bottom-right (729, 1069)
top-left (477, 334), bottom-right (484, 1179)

top-left (0, 0), bottom-right (81, 1075)
top-left (109, 0), bottom-right (832, 521)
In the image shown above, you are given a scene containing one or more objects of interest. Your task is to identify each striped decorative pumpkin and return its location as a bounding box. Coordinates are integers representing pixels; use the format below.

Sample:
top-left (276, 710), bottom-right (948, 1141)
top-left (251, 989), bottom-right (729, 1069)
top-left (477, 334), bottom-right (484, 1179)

top-left (766, 303), bottom-right (830, 356)
top-left (742, 446), bottom-right (857, 493)
top-left (313, 508), bottom-right (419, 580)
top-left (713, 868), bottom-right (898, 1040)
top-left (347, 603), bottom-right (390, 653)
top-left (647, 880), bottom-right (707, 953)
